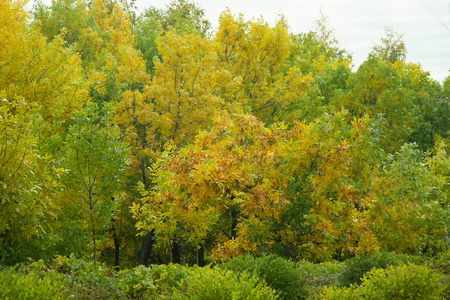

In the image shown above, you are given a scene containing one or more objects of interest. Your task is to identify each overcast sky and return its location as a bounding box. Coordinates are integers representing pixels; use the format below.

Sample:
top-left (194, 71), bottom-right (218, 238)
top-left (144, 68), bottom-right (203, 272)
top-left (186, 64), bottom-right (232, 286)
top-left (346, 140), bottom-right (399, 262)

top-left (133, 0), bottom-right (450, 83)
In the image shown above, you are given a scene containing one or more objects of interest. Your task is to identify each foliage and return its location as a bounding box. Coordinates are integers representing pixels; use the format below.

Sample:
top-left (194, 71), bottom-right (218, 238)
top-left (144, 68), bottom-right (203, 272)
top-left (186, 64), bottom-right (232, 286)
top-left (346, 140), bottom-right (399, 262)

top-left (338, 252), bottom-right (422, 287)
top-left (53, 254), bottom-right (124, 299)
top-left (0, 97), bottom-right (64, 264)
top-left (2, 0), bottom-right (450, 275)
top-left (215, 9), bottom-right (312, 123)
top-left (296, 260), bottom-right (342, 298)
top-left (173, 266), bottom-right (278, 300)
top-left (368, 144), bottom-right (447, 254)
top-left (372, 27), bottom-right (407, 63)
top-left (219, 254), bottom-right (307, 300)
top-left (120, 263), bottom-right (190, 298)
top-left (321, 264), bottom-right (444, 300)
top-left (0, 261), bottom-right (67, 300)
top-left (58, 102), bottom-right (129, 266)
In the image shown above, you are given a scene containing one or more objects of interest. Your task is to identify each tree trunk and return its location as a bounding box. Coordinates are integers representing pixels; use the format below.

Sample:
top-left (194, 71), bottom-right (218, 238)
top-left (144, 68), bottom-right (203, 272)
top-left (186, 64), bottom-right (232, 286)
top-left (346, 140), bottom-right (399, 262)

top-left (113, 228), bottom-right (120, 268)
top-left (93, 225), bottom-right (97, 268)
top-left (231, 208), bottom-right (238, 239)
top-left (138, 230), bottom-right (154, 266)
top-left (197, 243), bottom-right (205, 267)
top-left (171, 240), bottom-right (181, 264)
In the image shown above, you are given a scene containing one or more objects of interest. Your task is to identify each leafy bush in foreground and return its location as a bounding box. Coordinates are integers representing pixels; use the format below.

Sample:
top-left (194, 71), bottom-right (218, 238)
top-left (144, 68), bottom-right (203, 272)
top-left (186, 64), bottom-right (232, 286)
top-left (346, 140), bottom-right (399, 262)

top-left (0, 261), bottom-right (66, 300)
top-left (119, 263), bottom-right (189, 299)
top-left (321, 264), bottom-right (444, 300)
top-left (338, 251), bottom-right (422, 286)
top-left (173, 266), bottom-right (277, 300)
top-left (219, 254), bottom-right (307, 299)
top-left (54, 255), bottom-right (124, 299)
top-left (296, 260), bottom-right (342, 297)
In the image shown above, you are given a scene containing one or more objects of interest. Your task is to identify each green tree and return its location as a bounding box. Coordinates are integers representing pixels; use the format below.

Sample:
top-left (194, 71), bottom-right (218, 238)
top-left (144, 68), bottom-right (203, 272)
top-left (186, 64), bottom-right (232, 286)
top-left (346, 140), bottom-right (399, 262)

top-left (58, 102), bottom-right (129, 267)
top-left (372, 27), bottom-right (407, 64)
top-left (134, 0), bottom-right (211, 73)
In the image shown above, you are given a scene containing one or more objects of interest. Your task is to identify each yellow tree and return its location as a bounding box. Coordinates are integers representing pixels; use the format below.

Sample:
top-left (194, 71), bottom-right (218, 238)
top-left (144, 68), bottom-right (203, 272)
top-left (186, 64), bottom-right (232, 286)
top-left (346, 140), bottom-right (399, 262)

top-left (133, 112), bottom-right (380, 262)
top-left (133, 113), bottom-right (287, 263)
top-left (2, 1), bottom-right (84, 122)
top-left (215, 10), bottom-right (313, 123)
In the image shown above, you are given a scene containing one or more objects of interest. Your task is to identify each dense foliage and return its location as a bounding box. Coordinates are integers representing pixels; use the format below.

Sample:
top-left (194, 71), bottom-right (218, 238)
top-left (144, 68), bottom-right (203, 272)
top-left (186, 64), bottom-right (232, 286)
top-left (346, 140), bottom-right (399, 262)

top-left (1, 0), bottom-right (450, 298)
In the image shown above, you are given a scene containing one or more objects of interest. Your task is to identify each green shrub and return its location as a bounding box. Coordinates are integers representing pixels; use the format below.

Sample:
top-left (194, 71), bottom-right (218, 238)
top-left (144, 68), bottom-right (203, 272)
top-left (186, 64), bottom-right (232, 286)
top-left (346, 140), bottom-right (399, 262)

top-left (149, 263), bottom-right (190, 294)
top-left (338, 252), bottom-right (421, 286)
top-left (219, 254), bottom-right (307, 300)
top-left (119, 265), bottom-right (157, 298)
top-left (430, 249), bottom-right (450, 299)
top-left (54, 255), bottom-right (124, 299)
top-left (0, 261), bottom-right (66, 300)
top-left (173, 266), bottom-right (277, 300)
top-left (321, 264), bottom-right (444, 300)
top-left (296, 260), bottom-right (342, 297)
top-left (120, 263), bottom-right (190, 299)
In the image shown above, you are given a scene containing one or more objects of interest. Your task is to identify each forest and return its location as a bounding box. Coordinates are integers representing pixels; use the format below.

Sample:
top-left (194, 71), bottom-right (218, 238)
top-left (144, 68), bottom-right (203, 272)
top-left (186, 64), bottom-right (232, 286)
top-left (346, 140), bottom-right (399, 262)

top-left (1, 0), bottom-right (450, 298)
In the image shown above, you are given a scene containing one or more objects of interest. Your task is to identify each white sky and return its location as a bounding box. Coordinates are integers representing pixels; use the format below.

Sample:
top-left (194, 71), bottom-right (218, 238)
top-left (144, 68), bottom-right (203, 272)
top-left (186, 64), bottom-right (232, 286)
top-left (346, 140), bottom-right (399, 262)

top-left (31, 0), bottom-right (450, 82)
top-left (135, 0), bottom-right (450, 83)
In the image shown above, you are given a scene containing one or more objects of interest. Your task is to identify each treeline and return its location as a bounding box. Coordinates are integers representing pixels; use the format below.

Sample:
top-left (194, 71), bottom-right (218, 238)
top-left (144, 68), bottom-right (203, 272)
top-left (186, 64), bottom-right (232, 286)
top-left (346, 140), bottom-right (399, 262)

top-left (1, 0), bottom-right (450, 269)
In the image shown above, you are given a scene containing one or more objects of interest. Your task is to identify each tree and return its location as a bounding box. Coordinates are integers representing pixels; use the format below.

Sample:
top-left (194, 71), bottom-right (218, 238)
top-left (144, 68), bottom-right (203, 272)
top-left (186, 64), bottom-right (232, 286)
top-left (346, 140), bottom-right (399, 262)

top-left (133, 111), bottom-right (380, 262)
top-left (134, 0), bottom-right (211, 73)
top-left (58, 102), bottom-right (129, 267)
top-left (0, 97), bottom-right (64, 263)
top-left (371, 27), bottom-right (407, 64)
top-left (368, 143), bottom-right (447, 254)
top-left (215, 9), bottom-right (312, 123)
top-left (333, 57), bottom-right (419, 153)
top-left (133, 113), bottom-right (288, 262)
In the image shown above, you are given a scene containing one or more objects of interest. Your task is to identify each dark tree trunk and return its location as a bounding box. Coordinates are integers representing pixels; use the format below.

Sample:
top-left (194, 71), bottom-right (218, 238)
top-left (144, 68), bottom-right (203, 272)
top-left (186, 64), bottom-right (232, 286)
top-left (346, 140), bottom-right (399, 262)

top-left (171, 240), bottom-right (181, 264)
top-left (197, 243), bottom-right (205, 267)
top-left (138, 230), bottom-right (154, 266)
top-left (113, 229), bottom-right (120, 268)
top-left (231, 208), bottom-right (238, 239)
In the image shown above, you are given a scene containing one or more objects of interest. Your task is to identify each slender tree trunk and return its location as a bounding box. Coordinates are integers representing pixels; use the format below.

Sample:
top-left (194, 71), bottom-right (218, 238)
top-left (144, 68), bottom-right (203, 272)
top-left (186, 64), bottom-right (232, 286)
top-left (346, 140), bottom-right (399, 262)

top-left (138, 230), bottom-right (154, 266)
top-left (197, 243), bottom-right (205, 267)
top-left (231, 209), bottom-right (238, 239)
top-left (113, 227), bottom-right (120, 268)
top-left (172, 240), bottom-right (181, 264)
top-left (93, 224), bottom-right (97, 268)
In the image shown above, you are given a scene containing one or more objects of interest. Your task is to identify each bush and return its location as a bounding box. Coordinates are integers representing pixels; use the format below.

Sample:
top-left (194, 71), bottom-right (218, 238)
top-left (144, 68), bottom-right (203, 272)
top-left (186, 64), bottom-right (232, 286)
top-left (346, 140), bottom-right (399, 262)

top-left (430, 250), bottom-right (450, 299)
top-left (53, 255), bottom-right (124, 299)
top-left (219, 254), bottom-right (307, 300)
top-left (321, 264), bottom-right (444, 300)
top-left (338, 252), bottom-right (422, 286)
top-left (119, 265), bottom-right (157, 298)
top-left (0, 261), bottom-right (67, 300)
top-left (173, 266), bottom-right (277, 300)
top-left (120, 263), bottom-right (190, 299)
top-left (296, 260), bottom-right (342, 297)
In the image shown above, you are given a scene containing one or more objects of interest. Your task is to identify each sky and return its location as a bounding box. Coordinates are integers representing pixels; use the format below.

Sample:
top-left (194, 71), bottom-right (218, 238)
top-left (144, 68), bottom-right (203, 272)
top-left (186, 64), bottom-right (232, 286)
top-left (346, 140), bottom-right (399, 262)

top-left (134, 0), bottom-right (450, 83)
top-left (31, 0), bottom-right (450, 82)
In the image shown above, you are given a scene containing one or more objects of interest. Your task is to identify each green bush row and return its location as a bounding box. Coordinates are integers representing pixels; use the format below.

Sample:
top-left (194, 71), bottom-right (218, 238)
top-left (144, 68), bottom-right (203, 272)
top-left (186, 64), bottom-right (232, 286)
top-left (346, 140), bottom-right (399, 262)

top-left (1, 251), bottom-right (449, 299)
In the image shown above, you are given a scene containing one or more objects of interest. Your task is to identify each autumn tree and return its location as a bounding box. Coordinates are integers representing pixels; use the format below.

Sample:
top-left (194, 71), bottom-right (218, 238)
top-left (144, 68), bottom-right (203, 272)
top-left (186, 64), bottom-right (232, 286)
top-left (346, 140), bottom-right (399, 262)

top-left (133, 113), bottom-right (287, 263)
top-left (0, 97), bottom-right (64, 263)
top-left (133, 111), bottom-right (382, 262)
top-left (215, 10), bottom-right (312, 123)
top-left (134, 0), bottom-right (211, 73)
top-left (0, 0), bottom-right (86, 263)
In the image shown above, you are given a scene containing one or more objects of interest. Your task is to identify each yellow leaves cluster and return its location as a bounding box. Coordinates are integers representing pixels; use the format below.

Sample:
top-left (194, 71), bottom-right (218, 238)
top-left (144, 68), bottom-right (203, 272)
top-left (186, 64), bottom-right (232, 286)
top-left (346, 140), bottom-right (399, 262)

top-left (1, 1), bottom-right (84, 122)
top-left (215, 9), bottom-right (312, 122)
